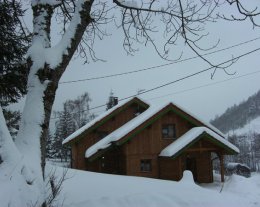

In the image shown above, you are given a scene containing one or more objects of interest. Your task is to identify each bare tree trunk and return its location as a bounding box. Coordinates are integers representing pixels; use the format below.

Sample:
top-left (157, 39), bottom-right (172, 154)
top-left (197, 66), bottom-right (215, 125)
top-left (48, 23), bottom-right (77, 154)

top-left (14, 1), bottom-right (93, 205)
top-left (0, 106), bottom-right (39, 206)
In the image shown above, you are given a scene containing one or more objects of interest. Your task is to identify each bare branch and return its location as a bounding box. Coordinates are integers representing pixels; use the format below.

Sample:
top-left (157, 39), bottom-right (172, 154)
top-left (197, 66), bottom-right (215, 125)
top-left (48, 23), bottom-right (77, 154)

top-left (219, 0), bottom-right (260, 28)
top-left (45, 167), bottom-right (69, 206)
top-left (112, 0), bottom-right (229, 71)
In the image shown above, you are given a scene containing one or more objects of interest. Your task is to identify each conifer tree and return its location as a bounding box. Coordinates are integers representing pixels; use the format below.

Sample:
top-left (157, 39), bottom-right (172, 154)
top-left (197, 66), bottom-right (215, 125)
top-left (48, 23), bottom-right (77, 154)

top-left (3, 109), bottom-right (21, 139)
top-left (53, 102), bottom-right (76, 161)
top-left (0, 0), bottom-right (28, 105)
top-left (52, 93), bottom-right (95, 161)
top-left (66, 92), bottom-right (94, 128)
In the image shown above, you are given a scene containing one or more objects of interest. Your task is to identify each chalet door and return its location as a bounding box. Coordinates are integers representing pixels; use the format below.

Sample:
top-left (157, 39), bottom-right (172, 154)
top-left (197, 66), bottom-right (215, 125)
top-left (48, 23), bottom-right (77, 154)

top-left (185, 157), bottom-right (198, 182)
top-left (100, 155), bottom-right (121, 174)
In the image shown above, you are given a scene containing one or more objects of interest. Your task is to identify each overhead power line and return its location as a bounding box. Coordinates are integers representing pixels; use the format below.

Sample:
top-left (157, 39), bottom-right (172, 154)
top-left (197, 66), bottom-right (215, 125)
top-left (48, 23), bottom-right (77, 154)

top-left (117, 47), bottom-right (260, 102)
top-left (51, 46), bottom-right (260, 120)
top-left (59, 36), bottom-right (260, 84)
top-left (148, 70), bottom-right (260, 101)
top-left (77, 69), bottom-right (260, 118)
top-left (52, 69), bottom-right (260, 120)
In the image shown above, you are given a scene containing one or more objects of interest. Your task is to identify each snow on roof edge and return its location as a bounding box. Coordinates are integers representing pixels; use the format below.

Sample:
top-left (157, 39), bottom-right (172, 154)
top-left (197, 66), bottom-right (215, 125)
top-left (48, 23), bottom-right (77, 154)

top-left (226, 162), bottom-right (250, 170)
top-left (167, 101), bottom-right (225, 138)
top-left (85, 102), bottom-right (232, 159)
top-left (62, 97), bottom-right (148, 145)
top-left (159, 127), bottom-right (239, 157)
top-left (85, 102), bottom-right (169, 158)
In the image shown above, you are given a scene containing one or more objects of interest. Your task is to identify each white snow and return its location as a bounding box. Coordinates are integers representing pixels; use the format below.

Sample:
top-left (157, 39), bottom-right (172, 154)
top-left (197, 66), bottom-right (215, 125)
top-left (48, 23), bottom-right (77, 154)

top-left (160, 127), bottom-right (239, 157)
top-left (29, 0), bottom-right (88, 69)
top-left (31, 0), bottom-right (61, 6)
top-left (226, 116), bottom-right (260, 136)
top-left (46, 0), bottom-right (85, 68)
top-left (164, 101), bottom-right (225, 137)
top-left (64, 98), bottom-right (226, 149)
top-left (226, 162), bottom-right (250, 170)
top-left (0, 107), bottom-right (40, 207)
top-left (0, 108), bottom-right (21, 174)
top-left (48, 165), bottom-right (260, 207)
top-left (85, 102), bottom-right (169, 158)
top-left (85, 102), bottom-right (231, 158)
top-left (14, 57), bottom-right (47, 204)
top-left (9, 1), bottom-right (92, 204)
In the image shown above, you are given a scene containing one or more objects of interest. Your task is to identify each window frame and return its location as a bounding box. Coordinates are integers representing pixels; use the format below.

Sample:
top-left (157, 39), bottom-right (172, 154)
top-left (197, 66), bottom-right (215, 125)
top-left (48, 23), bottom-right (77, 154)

top-left (162, 124), bottom-right (176, 139)
top-left (140, 159), bottom-right (152, 172)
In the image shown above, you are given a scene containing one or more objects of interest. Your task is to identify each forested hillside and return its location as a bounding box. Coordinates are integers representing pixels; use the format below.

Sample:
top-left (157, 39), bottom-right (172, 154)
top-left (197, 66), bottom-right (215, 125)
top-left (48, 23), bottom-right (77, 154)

top-left (211, 90), bottom-right (260, 133)
top-left (211, 90), bottom-right (260, 171)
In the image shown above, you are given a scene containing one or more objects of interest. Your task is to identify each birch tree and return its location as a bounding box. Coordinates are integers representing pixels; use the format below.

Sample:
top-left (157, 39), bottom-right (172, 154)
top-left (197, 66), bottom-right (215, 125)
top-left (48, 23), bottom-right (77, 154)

top-left (1, 0), bottom-right (259, 206)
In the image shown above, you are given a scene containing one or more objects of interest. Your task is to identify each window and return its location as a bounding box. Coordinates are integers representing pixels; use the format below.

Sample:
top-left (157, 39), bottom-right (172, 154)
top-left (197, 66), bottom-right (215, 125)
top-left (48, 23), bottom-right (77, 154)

top-left (132, 103), bottom-right (144, 116)
top-left (140, 159), bottom-right (152, 172)
top-left (162, 124), bottom-right (176, 139)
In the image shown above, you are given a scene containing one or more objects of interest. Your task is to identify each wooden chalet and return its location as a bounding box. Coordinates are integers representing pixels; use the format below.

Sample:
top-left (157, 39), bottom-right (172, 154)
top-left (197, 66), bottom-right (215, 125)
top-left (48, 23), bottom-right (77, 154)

top-left (63, 97), bottom-right (239, 183)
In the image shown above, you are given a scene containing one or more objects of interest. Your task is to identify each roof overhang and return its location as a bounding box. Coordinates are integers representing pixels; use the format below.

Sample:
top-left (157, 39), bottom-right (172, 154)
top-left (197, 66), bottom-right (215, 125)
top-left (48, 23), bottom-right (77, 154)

top-left (63, 97), bottom-right (149, 146)
top-left (159, 127), bottom-right (239, 159)
top-left (85, 103), bottom-right (239, 161)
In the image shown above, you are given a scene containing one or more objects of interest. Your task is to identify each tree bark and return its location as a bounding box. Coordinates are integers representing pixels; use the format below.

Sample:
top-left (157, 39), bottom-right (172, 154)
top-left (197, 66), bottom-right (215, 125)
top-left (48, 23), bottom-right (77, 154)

top-left (219, 153), bottom-right (225, 182)
top-left (15, 0), bottom-right (94, 205)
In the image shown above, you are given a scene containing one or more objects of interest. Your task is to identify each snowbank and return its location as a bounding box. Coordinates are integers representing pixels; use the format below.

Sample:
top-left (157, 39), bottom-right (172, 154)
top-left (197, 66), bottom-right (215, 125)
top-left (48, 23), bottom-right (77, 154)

top-left (48, 165), bottom-right (260, 207)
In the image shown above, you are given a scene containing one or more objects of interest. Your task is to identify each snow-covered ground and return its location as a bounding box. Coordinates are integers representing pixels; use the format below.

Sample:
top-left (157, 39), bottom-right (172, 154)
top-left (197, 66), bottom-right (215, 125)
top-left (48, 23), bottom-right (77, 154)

top-left (227, 116), bottom-right (260, 136)
top-left (49, 165), bottom-right (260, 207)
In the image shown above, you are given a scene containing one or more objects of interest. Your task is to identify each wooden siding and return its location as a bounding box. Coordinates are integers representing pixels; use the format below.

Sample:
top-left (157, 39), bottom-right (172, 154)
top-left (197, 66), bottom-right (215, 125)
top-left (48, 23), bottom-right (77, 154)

top-left (196, 152), bottom-right (213, 183)
top-left (121, 111), bottom-right (221, 182)
top-left (71, 144), bottom-right (78, 168)
top-left (71, 102), bottom-right (227, 183)
top-left (125, 111), bottom-right (192, 155)
top-left (85, 147), bottom-right (127, 175)
top-left (123, 110), bottom-right (192, 178)
top-left (159, 157), bottom-right (182, 181)
top-left (72, 103), bottom-right (146, 170)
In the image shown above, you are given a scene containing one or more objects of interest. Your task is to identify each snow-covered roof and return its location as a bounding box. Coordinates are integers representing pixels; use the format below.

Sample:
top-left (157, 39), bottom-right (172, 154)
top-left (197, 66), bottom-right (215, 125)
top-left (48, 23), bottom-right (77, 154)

top-left (85, 102), bottom-right (169, 158)
top-left (85, 101), bottom-right (235, 159)
top-left (226, 162), bottom-right (250, 170)
top-left (63, 96), bottom-right (235, 158)
top-left (62, 97), bottom-right (148, 145)
top-left (164, 101), bottom-right (225, 138)
top-left (160, 127), bottom-right (239, 157)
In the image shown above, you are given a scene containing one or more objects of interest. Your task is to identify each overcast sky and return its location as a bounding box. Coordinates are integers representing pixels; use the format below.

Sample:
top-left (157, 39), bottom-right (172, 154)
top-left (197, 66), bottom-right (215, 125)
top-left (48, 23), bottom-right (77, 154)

top-left (12, 0), bottom-right (260, 124)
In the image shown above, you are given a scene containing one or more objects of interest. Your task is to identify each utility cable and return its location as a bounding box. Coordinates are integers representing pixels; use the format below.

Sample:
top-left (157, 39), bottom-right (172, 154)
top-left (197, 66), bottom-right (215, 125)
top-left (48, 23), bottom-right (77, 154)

top-left (148, 70), bottom-right (260, 101)
top-left (50, 47), bottom-right (260, 120)
top-left (117, 47), bottom-right (260, 103)
top-left (59, 36), bottom-right (260, 84)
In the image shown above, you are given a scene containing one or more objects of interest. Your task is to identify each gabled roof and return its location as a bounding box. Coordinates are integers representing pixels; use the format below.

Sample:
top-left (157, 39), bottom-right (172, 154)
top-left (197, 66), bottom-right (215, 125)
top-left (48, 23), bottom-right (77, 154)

top-left (62, 97), bottom-right (149, 145)
top-left (159, 127), bottom-right (239, 158)
top-left (85, 103), bottom-right (169, 158)
top-left (85, 102), bottom-right (234, 159)
top-left (226, 162), bottom-right (250, 170)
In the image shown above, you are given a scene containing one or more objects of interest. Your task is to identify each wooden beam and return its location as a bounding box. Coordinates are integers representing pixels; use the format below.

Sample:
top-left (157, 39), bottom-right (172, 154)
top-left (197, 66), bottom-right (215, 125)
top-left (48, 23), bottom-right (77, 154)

top-left (186, 147), bottom-right (218, 152)
top-left (219, 153), bottom-right (224, 182)
top-left (178, 156), bottom-right (182, 180)
top-left (199, 141), bottom-right (202, 153)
